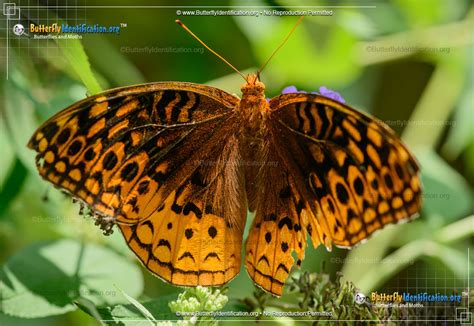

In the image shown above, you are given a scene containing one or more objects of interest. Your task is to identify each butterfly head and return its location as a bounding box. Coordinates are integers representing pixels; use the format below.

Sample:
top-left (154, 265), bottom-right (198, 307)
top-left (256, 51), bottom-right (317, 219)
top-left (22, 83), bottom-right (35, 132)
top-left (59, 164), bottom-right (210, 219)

top-left (241, 73), bottom-right (265, 96)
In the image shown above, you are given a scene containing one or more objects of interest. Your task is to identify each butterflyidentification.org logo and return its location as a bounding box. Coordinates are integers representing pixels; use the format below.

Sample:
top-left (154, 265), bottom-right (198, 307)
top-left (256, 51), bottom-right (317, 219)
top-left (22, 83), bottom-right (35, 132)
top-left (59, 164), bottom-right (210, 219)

top-left (28, 22), bottom-right (124, 39)
top-left (369, 291), bottom-right (462, 307)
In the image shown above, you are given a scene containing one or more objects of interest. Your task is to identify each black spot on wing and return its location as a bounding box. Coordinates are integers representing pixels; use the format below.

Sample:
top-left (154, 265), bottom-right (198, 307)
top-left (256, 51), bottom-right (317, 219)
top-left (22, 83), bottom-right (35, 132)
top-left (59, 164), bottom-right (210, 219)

top-left (178, 251), bottom-right (195, 262)
top-left (278, 216), bottom-right (293, 230)
top-left (157, 239), bottom-right (171, 251)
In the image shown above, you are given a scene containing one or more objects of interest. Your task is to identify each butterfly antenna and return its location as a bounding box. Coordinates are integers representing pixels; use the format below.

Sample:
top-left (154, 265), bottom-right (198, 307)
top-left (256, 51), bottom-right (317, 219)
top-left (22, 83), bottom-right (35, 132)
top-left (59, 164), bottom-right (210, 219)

top-left (176, 20), bottom-right (247, 81)
top-left (258, 16), bottom-right (305, 74)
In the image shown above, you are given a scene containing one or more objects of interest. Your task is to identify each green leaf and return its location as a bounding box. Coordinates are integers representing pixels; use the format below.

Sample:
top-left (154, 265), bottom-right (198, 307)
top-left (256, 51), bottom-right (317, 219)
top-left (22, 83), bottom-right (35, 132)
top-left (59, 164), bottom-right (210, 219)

top-left (434, 215), bottom-right (474, 244)
top-left (418, 150), bottom-right (472, 220)
top-left (427, 245), bottom-right (467, 278)
top-left (56, 38), bottom-right (102, 95)
top-left (354, 239), bottom-right (469, 292)
top-left (394, 0), bottom-right (462, 27)
top-left (3, 77), bottom-right (39, 175)
top-left (0, 112), bottom-right (16, 190)
top-left (0, 240), bottom-right (143, 318)
top-left (78, 296), bottom-right (177, 324)
top-left (0, 313), bottom-right (62, 326)
top-left (464, 139), bottom-right (474, 179)
top-left (363, 2), bottom-right (409, 35)
top-left (83, 35), bottom-right (146, 86)
top-left (442, 52), bottom-right (474, 158)
top-left (0, 159), bottom-right (28, 218)
top-left (341, 225), bottom-right (401, 285)
top-left (73, 297), bottom-right (104, 323)
top-left (115, 286), bottom-right (155, 324)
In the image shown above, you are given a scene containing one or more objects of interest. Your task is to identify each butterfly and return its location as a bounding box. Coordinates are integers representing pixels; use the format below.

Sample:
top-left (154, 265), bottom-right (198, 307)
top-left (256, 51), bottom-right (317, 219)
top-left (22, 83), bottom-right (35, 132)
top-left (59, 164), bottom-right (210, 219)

top-left (27, 19), bottom-right (422, 296)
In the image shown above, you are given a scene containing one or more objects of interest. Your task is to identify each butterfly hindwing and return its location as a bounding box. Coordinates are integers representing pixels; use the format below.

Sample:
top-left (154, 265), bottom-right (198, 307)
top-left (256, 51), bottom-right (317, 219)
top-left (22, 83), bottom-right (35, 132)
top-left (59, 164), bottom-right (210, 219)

top-left (120, 133), bottom-right (247, 285)
top-left (245, 140), bottom-right (309, 295)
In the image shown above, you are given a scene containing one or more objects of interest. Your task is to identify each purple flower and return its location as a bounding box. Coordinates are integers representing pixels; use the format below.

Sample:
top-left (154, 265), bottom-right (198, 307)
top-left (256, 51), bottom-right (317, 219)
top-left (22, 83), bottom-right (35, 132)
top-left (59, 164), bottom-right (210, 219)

top-left (318, 86), bottom-right (346, 103)
top-left (281, 85), bottom-right (345, 104)
top-left (282, 86), bottom-right (300, 94)
top-left (281, 85), bottom-right (313, 94)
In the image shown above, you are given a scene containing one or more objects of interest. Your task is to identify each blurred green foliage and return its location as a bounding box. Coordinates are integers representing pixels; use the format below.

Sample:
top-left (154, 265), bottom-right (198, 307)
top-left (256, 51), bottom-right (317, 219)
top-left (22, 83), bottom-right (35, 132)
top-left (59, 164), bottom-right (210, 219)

top-left (1, 0), bottom-right (473, 324)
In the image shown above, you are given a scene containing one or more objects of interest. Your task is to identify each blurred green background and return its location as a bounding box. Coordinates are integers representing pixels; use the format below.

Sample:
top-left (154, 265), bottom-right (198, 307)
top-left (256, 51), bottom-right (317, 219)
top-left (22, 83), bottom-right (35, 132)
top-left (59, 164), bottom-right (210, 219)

top-left (1, 0), bottom-right (473, 324)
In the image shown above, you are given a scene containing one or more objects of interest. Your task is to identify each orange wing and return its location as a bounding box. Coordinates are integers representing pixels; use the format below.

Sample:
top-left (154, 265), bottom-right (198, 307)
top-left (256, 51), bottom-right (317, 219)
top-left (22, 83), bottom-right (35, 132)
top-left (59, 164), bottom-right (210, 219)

top-left (120, 132), bottom-right (247, 286)
top-left (28, 82), bottom-right (237, 225)
top-left (245, 93), bottom-right (422, 296)
top-left (28, 83), bottom-right (247, 286)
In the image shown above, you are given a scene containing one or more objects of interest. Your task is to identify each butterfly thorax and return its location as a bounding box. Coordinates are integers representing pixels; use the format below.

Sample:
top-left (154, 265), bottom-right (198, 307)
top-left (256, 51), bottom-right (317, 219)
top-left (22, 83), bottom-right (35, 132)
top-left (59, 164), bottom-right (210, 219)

top-left (239, 74), bottom-right (269, 137)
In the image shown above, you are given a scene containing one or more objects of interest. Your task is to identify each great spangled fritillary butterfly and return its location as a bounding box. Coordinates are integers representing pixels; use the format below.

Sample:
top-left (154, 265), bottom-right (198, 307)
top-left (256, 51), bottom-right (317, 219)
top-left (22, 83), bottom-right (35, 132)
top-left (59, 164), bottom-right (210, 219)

top-left (28, 19), bottom-right (422, 296)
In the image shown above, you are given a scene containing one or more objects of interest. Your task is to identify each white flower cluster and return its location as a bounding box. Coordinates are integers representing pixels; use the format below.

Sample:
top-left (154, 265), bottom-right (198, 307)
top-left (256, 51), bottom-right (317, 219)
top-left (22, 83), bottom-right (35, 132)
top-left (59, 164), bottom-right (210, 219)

top-left (167, 286), bottom-right (229, 324)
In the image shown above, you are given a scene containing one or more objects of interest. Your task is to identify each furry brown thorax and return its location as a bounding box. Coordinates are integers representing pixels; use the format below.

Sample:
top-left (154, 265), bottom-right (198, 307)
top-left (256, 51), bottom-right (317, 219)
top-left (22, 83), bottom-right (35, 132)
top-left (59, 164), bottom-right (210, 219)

top-left (240, 74), bottom-right (270, 134)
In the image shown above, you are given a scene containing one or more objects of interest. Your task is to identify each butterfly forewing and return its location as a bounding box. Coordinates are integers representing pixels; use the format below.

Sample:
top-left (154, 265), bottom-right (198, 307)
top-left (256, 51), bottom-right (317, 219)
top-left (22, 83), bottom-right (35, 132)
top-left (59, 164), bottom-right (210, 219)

top-left (28, 83), bottom-right (238, 222)
top-left (244, 93), bottom-right (422, 296)
top-left (271, 94), bottom-right (422, 232)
